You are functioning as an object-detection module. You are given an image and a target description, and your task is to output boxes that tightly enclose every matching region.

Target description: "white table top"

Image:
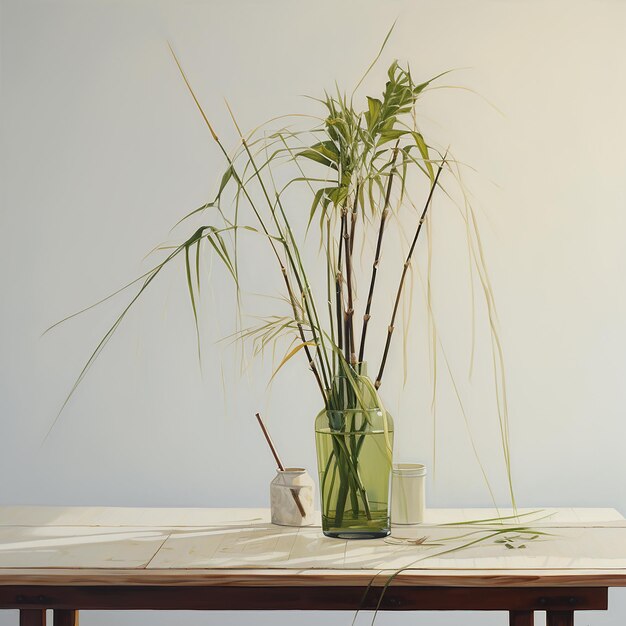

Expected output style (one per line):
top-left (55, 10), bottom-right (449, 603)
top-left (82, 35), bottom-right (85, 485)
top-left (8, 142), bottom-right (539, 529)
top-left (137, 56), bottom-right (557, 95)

top-left (1, 506), bottom-right (625, 587)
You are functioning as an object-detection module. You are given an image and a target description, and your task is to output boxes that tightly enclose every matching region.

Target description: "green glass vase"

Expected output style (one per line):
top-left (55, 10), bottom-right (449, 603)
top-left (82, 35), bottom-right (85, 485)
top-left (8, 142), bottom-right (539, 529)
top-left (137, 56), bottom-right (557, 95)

top-left (315, 371), bottom-right (394, 539)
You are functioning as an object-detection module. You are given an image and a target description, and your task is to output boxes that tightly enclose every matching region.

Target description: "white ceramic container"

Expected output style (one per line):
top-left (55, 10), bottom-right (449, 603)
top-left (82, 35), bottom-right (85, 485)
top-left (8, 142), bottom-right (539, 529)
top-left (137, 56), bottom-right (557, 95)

top-left (391, 463), bottom-right (426, 525)
top-left (270, 467), bottom-right (315, 527)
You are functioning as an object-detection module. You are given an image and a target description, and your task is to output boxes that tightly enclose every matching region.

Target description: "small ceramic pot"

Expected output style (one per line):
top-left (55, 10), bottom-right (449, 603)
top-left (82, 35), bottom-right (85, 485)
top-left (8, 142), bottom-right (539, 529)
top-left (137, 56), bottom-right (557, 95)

top-left (270, 467), bottom-right (315, 527)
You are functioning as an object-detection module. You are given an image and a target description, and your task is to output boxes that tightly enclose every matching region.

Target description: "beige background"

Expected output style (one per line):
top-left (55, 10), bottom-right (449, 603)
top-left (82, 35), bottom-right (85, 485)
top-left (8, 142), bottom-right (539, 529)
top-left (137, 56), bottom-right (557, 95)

top-left (2, 0), bottom-right (626, 624)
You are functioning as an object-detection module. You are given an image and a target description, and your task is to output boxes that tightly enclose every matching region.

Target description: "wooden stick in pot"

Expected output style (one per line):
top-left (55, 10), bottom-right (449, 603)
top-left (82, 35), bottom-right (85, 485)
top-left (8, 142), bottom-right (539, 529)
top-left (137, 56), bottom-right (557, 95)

top-left (255, 412), bottom-right (306, 518)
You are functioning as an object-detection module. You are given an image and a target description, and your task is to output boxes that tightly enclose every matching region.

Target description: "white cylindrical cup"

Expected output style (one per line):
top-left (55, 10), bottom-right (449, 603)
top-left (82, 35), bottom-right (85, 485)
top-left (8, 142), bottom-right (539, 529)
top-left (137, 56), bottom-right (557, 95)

top-left (391, 463), bottom-right (426, 525)
top-left (270, 467), bottom-right (315, 527)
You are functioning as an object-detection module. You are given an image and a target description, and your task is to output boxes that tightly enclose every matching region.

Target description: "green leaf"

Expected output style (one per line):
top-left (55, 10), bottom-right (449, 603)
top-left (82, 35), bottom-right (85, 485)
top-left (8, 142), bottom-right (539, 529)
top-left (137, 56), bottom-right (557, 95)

top-left (184, 243), bottom-right (199, 327)
top-left (365, 97), bottom-right (382, 131)
top-left (387, 59), bottom-right (399, 82)
top-left (299, 140), bottom-right (340, 167)
top-left (204, 227), bottom-right (237, 283)
top-left (327, 186), bottom-right (349, 207)
top-left (184, 241), bottom-right (202, 362)
top-left (308, 187), bottom-right (328, 228)
top-left (194, 238), bottom-right (201, 291)
top-left (317, 140), bottom-right (340, 161)
top-left (413, 69), bottom-right (454, 95)
top-left (296, 148), bottom-right (338, 170)
top-left (352, 20), bottom-right (396, 96)
top-left (377, 129), bottom-right (408, 146)
top-left (172, 201), bottom-right (214, 229)
top-left (269, 341), bottom-right (317, 383)
top-left (411, 131), bottom-right (434, 181)
top-left (217, 165), bottom-right (234, 197)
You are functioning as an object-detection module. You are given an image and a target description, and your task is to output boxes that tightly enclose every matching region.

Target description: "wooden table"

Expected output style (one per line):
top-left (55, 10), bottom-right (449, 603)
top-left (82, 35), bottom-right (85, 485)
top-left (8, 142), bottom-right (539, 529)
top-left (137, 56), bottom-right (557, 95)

top-left (1, 506), bottom-right (625, 626)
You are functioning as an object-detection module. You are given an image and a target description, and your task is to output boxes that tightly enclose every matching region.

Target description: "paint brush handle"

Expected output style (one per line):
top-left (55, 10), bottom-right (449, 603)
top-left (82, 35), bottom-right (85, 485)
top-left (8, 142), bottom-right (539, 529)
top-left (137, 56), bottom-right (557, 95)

top-left (255, 413), bottom-right (284, 470)
top-left (255, 412), bottom-right (306, 518)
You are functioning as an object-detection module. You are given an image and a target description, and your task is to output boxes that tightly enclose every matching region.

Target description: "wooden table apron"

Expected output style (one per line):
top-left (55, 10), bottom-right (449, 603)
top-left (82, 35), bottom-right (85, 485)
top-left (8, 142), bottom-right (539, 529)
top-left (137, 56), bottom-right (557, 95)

top-left (0, 507), bottom-right (624, 626)
top-left (0, 584), bottom-right (610, 626)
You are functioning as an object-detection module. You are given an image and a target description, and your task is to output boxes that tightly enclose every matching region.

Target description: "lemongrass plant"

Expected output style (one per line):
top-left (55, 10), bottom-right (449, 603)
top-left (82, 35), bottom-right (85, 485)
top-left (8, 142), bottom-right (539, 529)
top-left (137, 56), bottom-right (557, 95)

top-left (50, 35), bottom-right (514, 536)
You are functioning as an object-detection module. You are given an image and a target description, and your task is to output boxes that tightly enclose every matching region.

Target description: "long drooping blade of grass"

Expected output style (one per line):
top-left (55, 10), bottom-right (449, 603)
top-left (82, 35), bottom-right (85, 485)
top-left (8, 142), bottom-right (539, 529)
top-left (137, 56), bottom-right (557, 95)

top-left (45, 215), bottom-right (259, 436)
top-left (269, 341), bottom-right (317, 383)
top-left (184, 241), bottom-right (201, 362)
top-left (365, 527), bottom-right (544, 626)
top-left (440, 509), bottom-right (548, 526)
top-left (403, 146), bottom-right (516, 511)
top-left (437, 331), bottom-right (498, 511)
top-left (459, 165), bottom-right (477, 379)
top-left (470, 212), bottom-right (515, 511)
top-left (405, 250), bottom-right (500, 506)
top-left (351, 21), bottom-right (396, 99)
top-left (42, 264), bottom-right (169, 335)
top-left (44, 234), bottom-right (199, 440)
top-left (451, 157), bottom-right (515, 510)
top-left (351, 514), bottom-right (549, 626)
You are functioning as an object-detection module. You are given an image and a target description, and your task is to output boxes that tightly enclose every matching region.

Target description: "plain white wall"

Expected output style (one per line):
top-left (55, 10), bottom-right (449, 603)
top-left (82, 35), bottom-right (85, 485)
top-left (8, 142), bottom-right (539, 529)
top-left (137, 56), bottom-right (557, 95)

top-left (2, 0), bottom-right (626, 624)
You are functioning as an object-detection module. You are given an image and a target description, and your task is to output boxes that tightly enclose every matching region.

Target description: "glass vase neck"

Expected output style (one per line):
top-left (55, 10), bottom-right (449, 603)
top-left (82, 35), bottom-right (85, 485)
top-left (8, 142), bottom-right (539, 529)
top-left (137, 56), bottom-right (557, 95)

top-left (355, 361), bottom-right (367, 377)
top-left (334, 361), bottom-right (368, 378)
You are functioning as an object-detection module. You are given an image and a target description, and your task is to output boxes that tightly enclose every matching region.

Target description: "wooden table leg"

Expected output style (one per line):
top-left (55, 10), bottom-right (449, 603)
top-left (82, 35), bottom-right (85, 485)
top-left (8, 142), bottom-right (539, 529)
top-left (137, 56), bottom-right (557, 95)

top-left (510, 611), bottom-right (534, 625)
top-left (546, 611), bottom-right (574, 626)
top-left (20, 610), bottom-right (46, 626)
top-left (52, 610), bottom-right (78, 626)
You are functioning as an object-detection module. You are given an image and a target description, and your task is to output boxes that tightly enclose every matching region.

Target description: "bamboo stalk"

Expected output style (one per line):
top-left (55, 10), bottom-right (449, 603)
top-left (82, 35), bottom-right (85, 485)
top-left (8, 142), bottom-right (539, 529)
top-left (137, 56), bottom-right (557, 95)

top-left (357, 143), bottom-right (400, 364)
top-left (281, 266), bottom-right (328, 401)
top-left (341, 205), bottom-right (356, 366)
top-left (335, 271), bottom-right (344, 373)
top-left (335, 210), bottom-right (345, 383)
top-left (374, 155), bottom-right (447, 389)
top-left (325, 219), bottom-right (337, 377)
top-left (349, 183), bottom-right (360, 256)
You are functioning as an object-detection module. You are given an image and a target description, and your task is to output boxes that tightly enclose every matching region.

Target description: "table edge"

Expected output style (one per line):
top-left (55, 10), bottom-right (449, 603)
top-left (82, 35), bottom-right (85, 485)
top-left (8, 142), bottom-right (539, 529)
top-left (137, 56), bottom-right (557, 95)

top-left (0, 569), bottom-right (625, 587)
